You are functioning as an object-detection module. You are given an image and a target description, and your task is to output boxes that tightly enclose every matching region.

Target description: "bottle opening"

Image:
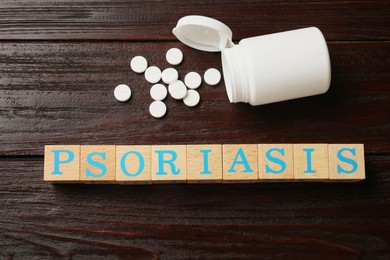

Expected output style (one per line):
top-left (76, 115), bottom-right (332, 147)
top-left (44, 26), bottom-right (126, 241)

top-left (222, 47), bottom-right (248, 103)
top-left (221, 50), bottom-right (234, 103)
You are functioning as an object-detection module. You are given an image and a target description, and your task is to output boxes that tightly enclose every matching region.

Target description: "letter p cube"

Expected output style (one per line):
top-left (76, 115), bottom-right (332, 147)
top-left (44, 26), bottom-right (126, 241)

top-left (44, 145), bottom-right (80, 182)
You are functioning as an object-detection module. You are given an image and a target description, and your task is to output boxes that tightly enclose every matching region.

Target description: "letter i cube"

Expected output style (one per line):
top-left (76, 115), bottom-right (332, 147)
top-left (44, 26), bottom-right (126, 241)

top-left (293, 144), bottom-right (329, 181)
top-left (186, 144), bottom-right (222, 183)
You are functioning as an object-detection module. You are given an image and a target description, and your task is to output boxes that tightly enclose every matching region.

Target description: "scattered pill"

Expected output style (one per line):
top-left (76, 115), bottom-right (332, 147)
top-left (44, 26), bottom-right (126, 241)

top-left (161, 68), bottom-right (179, 84)
top-left (166, 48), bottom-right (183, 65)
top-left (183, 89), bottom-right (200, 107)
top-left (129, 49), bottom-right (220, 116)
top-left (149, 100), bottom-right (167, 118)
top-left (184, 71), bottom-right (202, 89)
top-left (145, 66), bottom-right (162, 84)
top-left (150, 83), bottom-right (168, 101)
top-left (204, 68), bottom-right (221, 86)
top-left (114, 84), bottom-right (132, 102)
top-left (130, 56), bottom-right (148, 73)
top-left (168, 80), bottom-right (187, 100)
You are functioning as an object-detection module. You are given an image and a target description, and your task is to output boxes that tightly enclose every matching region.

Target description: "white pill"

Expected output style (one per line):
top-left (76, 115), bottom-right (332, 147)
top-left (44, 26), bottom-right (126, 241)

top-left (161, 68), bottom-right (179, 84)
top-left (166, 48), bottom-right (183, 65)
top-left (183, 89), bottom-right (200, 107)
top-left (204, 68), bottom-right (221, 86)
top-left (130, 56), bottom-right (148, 73)
top-left (114, 84), bottom-right (131, 102)
top-left (184, 71), bottom-right (202, 89)
top-left (168, 80), bottom-right (187, 100)
top-left (150, 83), bottom-right (168, 101)
top-left (149, 100), bottom-right (167, 118)
top-left (145, 66), bottom-right (162, 84)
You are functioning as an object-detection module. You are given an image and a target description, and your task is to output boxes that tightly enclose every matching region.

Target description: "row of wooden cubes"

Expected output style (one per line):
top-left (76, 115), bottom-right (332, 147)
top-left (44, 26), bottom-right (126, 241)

top-left (44, 144), bottom-right (365, 184)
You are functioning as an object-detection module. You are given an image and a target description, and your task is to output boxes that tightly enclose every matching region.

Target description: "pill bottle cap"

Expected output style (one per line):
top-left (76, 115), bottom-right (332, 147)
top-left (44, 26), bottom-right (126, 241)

top-left (173, 15), bottom-right (234, 52)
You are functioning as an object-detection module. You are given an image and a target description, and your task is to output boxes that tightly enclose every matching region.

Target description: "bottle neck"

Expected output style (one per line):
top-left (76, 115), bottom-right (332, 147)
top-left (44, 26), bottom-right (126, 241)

top-left (222, 45), bottom-right (249, 103)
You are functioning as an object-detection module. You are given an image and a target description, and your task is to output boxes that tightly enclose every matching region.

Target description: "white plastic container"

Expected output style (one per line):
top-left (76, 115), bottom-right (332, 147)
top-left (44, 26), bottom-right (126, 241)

top-left (173, 16), bottom-right (331, 106)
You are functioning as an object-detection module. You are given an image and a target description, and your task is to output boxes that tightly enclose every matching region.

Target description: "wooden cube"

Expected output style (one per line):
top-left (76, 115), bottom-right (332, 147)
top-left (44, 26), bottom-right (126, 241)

top-left (258, 144), bottom-right (294, 182)
top-left (116, 145), bottom-right (152, 184)
top-left (80, 145), bottom-right (116, 183)
top-left (151, 145), bottom-right (186, 183)
top-left (186, 144), bottom-right (222, 183)
top-left (329, 144), bottom-right (365, 182)
top-left (222, 144), bottom-right (258, 183)
top-left (44, 145), bottom-right (80, 182)
top-left (293, 144), bottom-right (329, 181)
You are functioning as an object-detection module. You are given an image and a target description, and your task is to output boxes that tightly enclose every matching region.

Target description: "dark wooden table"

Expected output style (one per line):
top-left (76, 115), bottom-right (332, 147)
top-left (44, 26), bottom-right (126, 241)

top-left (1, 1), bottom-right (389, 259)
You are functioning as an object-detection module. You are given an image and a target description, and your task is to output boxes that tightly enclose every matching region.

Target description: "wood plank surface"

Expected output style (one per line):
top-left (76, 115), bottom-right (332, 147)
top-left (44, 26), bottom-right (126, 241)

top-left (0, 156), bottom-right (389, 259)
top-left (0, 0), bottom-right (388, 41)
top-left (0, 41), bottom-right (388, 155)
top-left (0, 0), bottom-right (389, 258)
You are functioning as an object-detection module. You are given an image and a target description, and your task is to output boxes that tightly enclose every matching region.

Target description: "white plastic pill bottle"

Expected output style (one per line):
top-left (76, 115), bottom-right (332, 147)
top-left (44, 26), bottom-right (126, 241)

top-left (173, 16), bottom-right (331, 106)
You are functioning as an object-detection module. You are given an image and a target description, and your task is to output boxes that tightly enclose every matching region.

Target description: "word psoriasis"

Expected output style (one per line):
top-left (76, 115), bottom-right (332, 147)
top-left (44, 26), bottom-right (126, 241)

top-left (44, 144), bottom-right (365, 184)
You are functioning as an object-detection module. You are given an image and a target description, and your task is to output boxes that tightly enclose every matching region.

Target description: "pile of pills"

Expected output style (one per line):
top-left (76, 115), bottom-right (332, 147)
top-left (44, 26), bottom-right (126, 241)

top-left (114, 48), bottom-right (222, 118)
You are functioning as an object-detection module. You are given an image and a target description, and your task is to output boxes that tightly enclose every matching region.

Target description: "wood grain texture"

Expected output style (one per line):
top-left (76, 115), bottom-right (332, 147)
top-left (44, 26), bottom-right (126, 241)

top-left (0, 42), bottom-right (389, 156)
top-left (0, 0), bottom-right (388, 41)
top-left (0, 156), bottom-right (389, 259)
top-left (0, 0), bottom-right (389, 258)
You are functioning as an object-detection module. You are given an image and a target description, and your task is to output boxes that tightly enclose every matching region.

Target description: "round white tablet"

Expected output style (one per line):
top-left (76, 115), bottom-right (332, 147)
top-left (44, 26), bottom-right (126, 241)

top-left (161, 68), bottom-right (179, 84)
top-left (166, 48), bottom-right (183, 65)
top-left (183, 89), bottom-right (200, 107)
top-left (145, 66), bottom-right (162, 84)
top-left (149, 100), bottom-right (167, 118)
top-left (114, 84), bottom-right (131, 102)
top-left (184, 71), bottom-right (202, 89)
top-left (168, 80), bottom-right (187, 100)
top-left (204, 68), bottom-right (221, 86)
top-left (150, 83), bottom-right (168, 101)
top-left (130, 56), bottom-right (148, 73)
